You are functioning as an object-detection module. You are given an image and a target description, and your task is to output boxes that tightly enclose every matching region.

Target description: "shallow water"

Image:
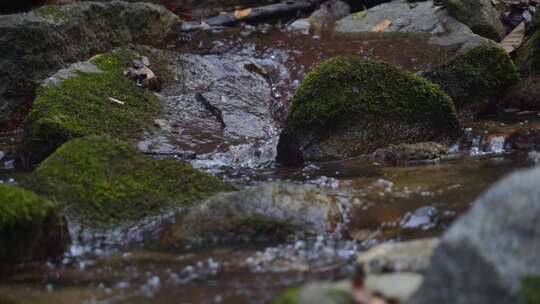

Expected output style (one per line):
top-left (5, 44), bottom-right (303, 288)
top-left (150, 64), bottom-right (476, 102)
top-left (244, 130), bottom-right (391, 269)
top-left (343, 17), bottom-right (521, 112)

top-left (1, 25), bottom-right (539, 304)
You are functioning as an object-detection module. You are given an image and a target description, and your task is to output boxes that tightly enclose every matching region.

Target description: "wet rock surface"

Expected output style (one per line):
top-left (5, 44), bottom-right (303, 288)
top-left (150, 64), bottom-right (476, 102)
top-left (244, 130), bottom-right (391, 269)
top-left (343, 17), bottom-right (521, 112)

top-left (158, 183), bottom-right (350, 246)
top-left (138, 51), bottom-right (284, 162)
top-left (334, 0), bottom-right (496, 55)
top-left (0, 1), bottom-right (179, 124)
top-left (412, 166), bottom-right (540, 304)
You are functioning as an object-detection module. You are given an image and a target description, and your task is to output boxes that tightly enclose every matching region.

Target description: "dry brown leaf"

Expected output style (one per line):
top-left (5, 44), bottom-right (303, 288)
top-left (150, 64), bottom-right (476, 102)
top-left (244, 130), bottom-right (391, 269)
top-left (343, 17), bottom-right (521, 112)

top-left (501, 21), bottom-right (526, 53)
top-left (234, 8), bottom-right (252, 20)
top-left (142, 66), bottom-right (156, 80)
top-left (372, 19), bottom-right (392, 32)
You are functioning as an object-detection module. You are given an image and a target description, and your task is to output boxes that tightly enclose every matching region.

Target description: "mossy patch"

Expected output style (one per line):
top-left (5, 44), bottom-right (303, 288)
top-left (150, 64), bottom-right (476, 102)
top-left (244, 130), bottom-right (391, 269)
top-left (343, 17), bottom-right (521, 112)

top-left (272, 287), bottom-right (301, 304)
top-left (285, 56), bottom-right (458, 132)
top-left (0, 184), bottom-right (68, 264)
top-left (424, 46), bottom-right (519, 114)
top-left (29, 136), bottom-right (232, 227)
top-left (25, 47), bottom-right (161, 164)
top-left (507, 12), bottom-right (540, 110)
top-left (277, 56), bottom-right (460, 164)
top-left (521, 276), bottom-right (540, 304)
top-left (34, 5), bottom-right (70, 22)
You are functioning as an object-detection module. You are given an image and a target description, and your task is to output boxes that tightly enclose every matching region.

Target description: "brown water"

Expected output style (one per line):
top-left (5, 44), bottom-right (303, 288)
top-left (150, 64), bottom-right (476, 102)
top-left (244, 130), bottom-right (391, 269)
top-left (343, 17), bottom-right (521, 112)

top-left (0, 25), bottom-right (538, 304)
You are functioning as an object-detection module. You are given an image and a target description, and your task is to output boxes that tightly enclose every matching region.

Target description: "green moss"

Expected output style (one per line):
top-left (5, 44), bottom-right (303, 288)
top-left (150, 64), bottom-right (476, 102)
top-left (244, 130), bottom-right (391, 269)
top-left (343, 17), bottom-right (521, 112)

top-left (29, 136), bottom-right (232, 227)
top-left (272, 287), bottom-right (301, 304)
top-left (34, 5), bottom-right (70, 22)
top-left (0, 184), bottom-right (53, 228)
top-left (277, 56), bottom-right (461, 164)
top-left (0, 184), bottom-right (68, 264)
top-left (285, 56), bottom-right (458, 133)
top-left (522, 12), bottom-right (540, 71)
top-left (25, 47), bottom-right (160, 164)
top-left (425, 46), bottom-right (519, 112)
top-left (522, 276), bottom-right (540, 304)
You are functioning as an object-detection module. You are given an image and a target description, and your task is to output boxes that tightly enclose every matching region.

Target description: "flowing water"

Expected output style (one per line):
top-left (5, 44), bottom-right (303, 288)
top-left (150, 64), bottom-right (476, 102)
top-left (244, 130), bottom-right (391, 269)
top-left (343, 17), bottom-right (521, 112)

top-left (0, 24), bottom-right (538, 304)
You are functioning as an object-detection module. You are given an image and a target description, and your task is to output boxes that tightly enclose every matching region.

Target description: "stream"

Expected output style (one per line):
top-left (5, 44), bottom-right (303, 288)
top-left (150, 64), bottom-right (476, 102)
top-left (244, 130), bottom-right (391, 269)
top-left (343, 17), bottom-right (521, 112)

top-left (0, 20), bottom-right (538, 304)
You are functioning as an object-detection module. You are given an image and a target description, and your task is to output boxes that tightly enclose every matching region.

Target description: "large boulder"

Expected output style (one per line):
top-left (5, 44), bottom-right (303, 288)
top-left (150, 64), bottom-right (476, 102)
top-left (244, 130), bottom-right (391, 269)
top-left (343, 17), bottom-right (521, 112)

top-left (0, 1), bottom-right (179, 124)
top-left (443, 0), bottom-right (505, 41)
top-left (24, 46), bottom-right (164, 165)
top-left (276, 56), bottom-right (461, 165)
top-left (0, 184), bottom-right (69, 265)
top-left (411, 166), bottom-right (540, 304)
top-left (334, 1), bottom-right (497, 55)
top-left (424, 46), bottom-right (519, 114)
top-left (158, 183), bottom-right (347, 246)
top-left (29, 136), bottom-right (232, 227)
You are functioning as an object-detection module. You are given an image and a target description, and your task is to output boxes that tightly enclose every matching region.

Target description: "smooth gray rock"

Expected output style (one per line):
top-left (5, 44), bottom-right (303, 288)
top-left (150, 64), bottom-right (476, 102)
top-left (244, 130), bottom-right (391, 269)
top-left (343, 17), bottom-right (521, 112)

top-left (334, 1), bottom-right (495, 54)
top-left (0, 1), bottom-right (179, 124)
top-left (357, 238), bottom-right (439, 275)
top-left (411, 166), bottom-right (540, 304)
top-left (444, 0), bottom-right (505, 41)
top-left (365, 273), bottom-right (424, 301)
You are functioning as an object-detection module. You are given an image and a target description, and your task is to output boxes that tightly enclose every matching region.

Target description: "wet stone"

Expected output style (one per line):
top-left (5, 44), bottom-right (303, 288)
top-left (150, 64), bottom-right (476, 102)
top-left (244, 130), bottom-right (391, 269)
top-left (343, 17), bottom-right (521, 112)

top-left (139, 52), bottom-right (285, 167)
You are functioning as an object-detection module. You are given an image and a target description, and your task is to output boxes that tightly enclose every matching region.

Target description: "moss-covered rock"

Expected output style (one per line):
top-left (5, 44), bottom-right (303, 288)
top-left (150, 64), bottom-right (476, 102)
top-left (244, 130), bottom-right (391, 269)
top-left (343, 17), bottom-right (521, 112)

top-left (159, 183), bottom-right (345, 246)
top-left (29, 136), bottom-right (232, 227)
top-left (276, 56), bottom-right (461, 165)
top-left (506, 12), bottom-right (540, 110)
top-left (521, 276), bottom-right (540, 304)
top-left (24, 47), bottom-right (168, 164)
top-left (443, 0), bottom-right (505, 41)
top-left (0, 1), bottom-right (179, 125)
top-left (424, 46), bottom-right (519, 115)
top-left (0, 184), bottom-right (69, 265)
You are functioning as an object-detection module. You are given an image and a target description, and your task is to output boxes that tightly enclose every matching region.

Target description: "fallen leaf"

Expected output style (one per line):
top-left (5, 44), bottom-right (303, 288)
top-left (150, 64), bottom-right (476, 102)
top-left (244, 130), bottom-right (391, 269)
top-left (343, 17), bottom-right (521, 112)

top-left (501, 21), bottom-right (526, 53)
top-left (372, 19), bottom-right (392, 32)
top-left (234, 8), bottom-right (252, 20)
top-left (142, 66), bottom-right (156, 80)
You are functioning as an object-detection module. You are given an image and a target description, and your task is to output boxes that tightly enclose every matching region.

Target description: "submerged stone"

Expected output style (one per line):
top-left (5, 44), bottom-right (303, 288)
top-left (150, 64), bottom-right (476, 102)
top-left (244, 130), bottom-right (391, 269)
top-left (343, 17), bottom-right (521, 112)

top-left (276, 56), bottom-right (461, 165)
top-left (0, 184), bottom-right (69, 265)
top-left (29, 136), bottom-right (232, 227)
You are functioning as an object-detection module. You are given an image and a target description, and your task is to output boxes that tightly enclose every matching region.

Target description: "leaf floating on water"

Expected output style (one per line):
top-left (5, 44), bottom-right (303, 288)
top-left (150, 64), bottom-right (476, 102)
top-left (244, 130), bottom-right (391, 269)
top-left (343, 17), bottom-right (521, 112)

top-left (234, 8), bottom-right (252, 20)
top-left (372, 19), bottom-right (392, 32)
top-left (501, 21), bottom-right (526, 53)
